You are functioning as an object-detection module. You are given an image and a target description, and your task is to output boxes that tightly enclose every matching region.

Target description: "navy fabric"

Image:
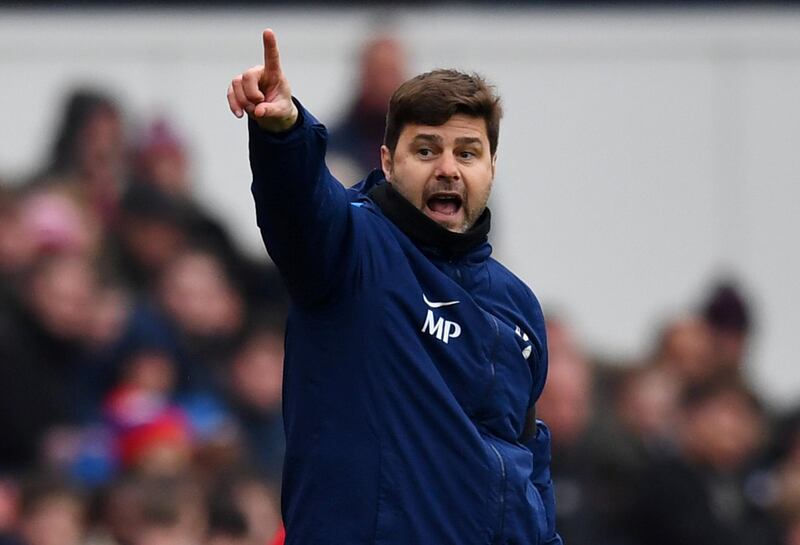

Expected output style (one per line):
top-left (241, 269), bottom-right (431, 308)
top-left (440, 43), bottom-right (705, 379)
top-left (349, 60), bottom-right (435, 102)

top-left (249, 100), bottom-right (562, 545)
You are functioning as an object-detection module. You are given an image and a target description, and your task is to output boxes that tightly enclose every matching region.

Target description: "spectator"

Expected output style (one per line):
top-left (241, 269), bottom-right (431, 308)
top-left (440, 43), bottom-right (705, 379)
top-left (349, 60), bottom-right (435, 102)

top-left (0, 253), bottom-right (98, 470)
top-left (87, 476), bottom-right (205, 545)
top-left (103, 385), bottom-right (192, 478)
top-left (327, 35), bottom-right (407, 182)
top-left (130, 119), bottom-right (190, 198)
top-left (225, 320), bottom-right (285, 481)
top-left (208, 473), bottom-right (279, 545)
top-left (632, 378), bottom-right (779, 545)
top-left (760, 410), bottom-right (800, 545)
top-left (701, 280), bottom-right (753, 380)
top-left (5, 477), bottom-right (86, 545)
top-left (107, 183), bottom-right (191, 294)
top-left (132, 479), bottom-right (206, 545)
top-left (128, 119), bottom-right (285, 310)
top-left (537, 318), bottom-right (604, 544)
top-left (651, 315), bottom-right (716, 388)
top-left (37, 89), bottom-right (126, 227)
top-left (156, 248), bottom-right (246, 396)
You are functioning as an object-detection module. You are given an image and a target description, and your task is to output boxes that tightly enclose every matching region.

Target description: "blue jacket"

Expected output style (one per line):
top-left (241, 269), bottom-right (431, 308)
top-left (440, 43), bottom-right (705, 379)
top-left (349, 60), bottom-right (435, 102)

top-left (249, 101), bottom-right (562, 545)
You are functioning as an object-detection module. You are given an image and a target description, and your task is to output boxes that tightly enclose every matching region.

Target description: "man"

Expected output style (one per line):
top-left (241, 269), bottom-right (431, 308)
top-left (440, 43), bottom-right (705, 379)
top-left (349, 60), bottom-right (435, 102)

top-left (226, 29), bottom-right (561, 545)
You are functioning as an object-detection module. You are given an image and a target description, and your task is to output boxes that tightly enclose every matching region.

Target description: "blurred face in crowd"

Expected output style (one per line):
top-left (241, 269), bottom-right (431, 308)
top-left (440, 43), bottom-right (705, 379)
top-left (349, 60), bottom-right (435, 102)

top-left (135, 120), bottom-right (190, 197)
top-left (142, 148), bottom-right (189, 196)
top-left (710, 327), bottom-right (749, 371)
top-left (381, 114), bottom-right (496, 233)
top-left (135, 483), bottom-right (206, 545)
top-left (122, 351), bottom-right (177, 397)
top-left (360, 38), bottom-right (406, 111)
top-left (657, 317), bottom-right (715, 385)
top-left (87, 286), bottom-right (130, 347)
top-left (20, 493), bottom-right (85, 545)
top-left (78, 107), bottom-right (124, 188)
top-left (120, 216), bottom-right (187, 274)
top-left (538, 318), bottom-right (592, 447)
top-left (231, 331), bottom-right (284, 412)
top-left (159, 251), bottom-right (244, 337)
top-left (681, 389), bottom-right (763, 472)
top-left (537, 356), bottom-right (592, 449)
top-left (616, 367), bottom-right (680, 442)
top-left (232, 480), bottom-right (281, 545)
top-left (27, 254), bottom-right (96, 340)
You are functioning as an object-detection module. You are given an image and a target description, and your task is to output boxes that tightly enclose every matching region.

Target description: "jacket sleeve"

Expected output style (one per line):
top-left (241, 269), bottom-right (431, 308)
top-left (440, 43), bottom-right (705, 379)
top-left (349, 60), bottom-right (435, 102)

top-left (249, 99), bottom-right (355, 307)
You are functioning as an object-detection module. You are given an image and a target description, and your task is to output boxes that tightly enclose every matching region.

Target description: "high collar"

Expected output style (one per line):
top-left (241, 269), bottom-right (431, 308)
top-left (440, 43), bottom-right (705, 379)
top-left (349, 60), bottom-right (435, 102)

top-left (367, 180), bottom-right (491, 260)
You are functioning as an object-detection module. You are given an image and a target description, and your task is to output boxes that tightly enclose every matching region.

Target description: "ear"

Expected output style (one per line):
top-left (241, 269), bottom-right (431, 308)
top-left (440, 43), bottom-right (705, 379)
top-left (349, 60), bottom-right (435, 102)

top-left (491, 153), bottom-right (497, 179)
top-left (380, 145), bottom-right (393, 182)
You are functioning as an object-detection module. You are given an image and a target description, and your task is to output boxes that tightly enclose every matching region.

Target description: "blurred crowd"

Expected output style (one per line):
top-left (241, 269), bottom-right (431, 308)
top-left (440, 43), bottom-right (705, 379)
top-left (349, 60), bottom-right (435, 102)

top-left (1, 34), bottom-right (799, 545)
top-left (541, 285), bottom-right (800, 545)
top-left (0, 84), bottom-right (289, 545)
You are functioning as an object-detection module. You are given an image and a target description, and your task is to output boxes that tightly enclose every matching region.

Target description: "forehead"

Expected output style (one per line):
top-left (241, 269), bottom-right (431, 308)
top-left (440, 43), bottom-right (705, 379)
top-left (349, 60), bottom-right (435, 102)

top-left (399, 114), bottom-right (489, 144)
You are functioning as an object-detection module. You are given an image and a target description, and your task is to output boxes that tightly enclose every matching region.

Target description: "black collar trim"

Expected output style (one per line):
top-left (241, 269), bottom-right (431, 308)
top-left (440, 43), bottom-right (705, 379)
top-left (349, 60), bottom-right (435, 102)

top-left (367, 182), bottom-right (491, 259)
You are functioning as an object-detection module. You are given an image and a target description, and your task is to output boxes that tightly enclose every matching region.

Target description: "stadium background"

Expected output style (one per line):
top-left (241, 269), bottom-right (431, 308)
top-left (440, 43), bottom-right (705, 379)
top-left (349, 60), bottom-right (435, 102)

top-left (2, 5), bottom-right (798, 404)
top-left (0, 3), bottom-right (799, 545)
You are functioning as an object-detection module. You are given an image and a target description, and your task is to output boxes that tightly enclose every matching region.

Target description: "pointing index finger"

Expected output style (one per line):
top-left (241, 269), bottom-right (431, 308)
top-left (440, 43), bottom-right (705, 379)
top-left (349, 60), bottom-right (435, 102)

top-left (262, 29), bottom-right (282, 79)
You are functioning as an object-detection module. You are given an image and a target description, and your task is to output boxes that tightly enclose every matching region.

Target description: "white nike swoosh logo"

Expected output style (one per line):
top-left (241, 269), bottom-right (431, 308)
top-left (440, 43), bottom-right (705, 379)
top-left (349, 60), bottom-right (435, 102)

top-left (423, 294), bottom-right (460, 308)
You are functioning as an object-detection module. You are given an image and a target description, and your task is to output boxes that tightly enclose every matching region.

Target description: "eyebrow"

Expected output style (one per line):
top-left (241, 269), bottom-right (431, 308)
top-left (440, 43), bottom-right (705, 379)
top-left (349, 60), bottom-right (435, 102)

top-left (411, 134), bottom-right (483, 147)
top-left (455, 137), bottom-right (483, 147)
top-left (411, 134), bottom-right (442, 145)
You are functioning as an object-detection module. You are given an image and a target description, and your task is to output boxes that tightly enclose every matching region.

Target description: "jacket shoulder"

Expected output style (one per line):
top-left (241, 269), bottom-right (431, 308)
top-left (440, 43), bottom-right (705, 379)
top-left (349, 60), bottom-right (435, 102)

top-left (486, 258), bottom-right (545, 315)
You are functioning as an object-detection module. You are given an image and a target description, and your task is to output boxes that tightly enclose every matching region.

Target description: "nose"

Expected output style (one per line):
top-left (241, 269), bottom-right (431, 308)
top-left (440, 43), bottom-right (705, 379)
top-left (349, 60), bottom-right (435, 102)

top-left (435, 152), bottom-right (460, 181)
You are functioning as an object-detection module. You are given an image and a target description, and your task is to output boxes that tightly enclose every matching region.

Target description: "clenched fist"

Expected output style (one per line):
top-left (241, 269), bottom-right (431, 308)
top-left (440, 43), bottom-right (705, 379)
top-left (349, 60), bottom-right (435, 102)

top-left (227, 29), bottom-right (299, 133)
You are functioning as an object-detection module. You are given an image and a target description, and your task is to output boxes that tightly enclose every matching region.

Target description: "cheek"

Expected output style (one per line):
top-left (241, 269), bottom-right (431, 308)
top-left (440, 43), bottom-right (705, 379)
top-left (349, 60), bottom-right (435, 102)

top-left (391, 160), bottom-right (430, 207)
top-left (466, 167), bottom-right (494, 204)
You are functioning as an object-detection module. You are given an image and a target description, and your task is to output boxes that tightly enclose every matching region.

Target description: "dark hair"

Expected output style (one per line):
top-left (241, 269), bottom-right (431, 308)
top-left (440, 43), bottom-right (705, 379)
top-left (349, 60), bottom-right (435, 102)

top-left (384, 69), bottom-right (502, 156)
top-left (47, 88), bottom-right (119, 176)
top-left (701, 280), bottom-right (751, 334)
top-left (680, 377), bottom-right (761, 414)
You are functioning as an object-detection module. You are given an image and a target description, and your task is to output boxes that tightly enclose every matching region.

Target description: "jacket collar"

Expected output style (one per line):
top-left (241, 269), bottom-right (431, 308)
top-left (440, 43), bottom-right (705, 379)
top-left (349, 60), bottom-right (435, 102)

top-left (363, 173), bottom-right (491, 260)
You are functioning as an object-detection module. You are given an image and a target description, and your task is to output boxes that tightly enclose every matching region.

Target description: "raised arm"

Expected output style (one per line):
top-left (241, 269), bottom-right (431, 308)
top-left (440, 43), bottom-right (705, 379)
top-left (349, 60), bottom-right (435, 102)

top-left (227, 29), bottom-right (298, 131)
top-left (227, 29), bottom-right (355, 307)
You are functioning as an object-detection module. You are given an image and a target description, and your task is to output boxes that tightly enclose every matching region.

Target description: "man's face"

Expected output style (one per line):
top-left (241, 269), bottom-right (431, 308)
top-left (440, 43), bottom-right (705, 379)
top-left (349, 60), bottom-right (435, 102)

top-left (380, 114), bottom-right (496, 233)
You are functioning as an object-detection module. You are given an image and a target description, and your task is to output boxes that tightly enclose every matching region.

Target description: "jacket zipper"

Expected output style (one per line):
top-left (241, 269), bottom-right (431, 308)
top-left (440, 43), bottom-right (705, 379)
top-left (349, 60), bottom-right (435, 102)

top-left (451, 261), bottom-right (507, 543)
top-left (487, 314), bottom-right (500, 382)
top-left (483, 316), bottom-right (508, 544)
top-left (488, 441), bottom-right (507, 544)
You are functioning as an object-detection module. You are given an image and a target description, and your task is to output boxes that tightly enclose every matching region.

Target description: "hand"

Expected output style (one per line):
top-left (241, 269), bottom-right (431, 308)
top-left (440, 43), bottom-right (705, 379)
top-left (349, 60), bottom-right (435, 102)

top-left (227, 29), bottom-right (299, 132)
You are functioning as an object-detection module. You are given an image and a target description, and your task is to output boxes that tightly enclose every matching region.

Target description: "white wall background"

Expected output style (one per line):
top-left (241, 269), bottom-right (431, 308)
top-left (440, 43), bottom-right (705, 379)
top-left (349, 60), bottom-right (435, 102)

top-left (1, 7), bottom-right (798, 407)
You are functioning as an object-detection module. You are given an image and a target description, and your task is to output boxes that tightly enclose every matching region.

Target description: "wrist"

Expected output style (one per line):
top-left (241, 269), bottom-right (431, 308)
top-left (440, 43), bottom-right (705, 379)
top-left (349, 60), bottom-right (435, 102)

top-left (255, 103), bottom-right (299, 133)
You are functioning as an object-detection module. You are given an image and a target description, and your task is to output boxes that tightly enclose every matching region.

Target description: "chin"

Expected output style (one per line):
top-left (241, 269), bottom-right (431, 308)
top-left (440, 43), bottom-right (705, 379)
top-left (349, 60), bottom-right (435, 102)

top-left (424, 209), bottom-right (467, 233)
top-left (446, 223), bottom-right (468, 234)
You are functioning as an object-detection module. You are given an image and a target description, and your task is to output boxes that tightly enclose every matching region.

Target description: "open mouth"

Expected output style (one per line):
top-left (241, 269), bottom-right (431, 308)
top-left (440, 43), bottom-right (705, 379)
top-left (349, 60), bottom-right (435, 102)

top-left (426, 193), bottom-right (463, 217)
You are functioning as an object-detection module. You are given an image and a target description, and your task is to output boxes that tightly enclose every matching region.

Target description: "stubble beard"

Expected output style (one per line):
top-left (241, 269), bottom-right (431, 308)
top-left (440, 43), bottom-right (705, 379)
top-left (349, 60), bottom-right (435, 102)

top-left (389, 171), bottom-right (492, 234)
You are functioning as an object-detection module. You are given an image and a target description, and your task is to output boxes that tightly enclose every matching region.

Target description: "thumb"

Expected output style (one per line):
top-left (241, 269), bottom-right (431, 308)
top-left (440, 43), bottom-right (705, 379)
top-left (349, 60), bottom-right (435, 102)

top-left (254, 102), bottom-right (279, 118)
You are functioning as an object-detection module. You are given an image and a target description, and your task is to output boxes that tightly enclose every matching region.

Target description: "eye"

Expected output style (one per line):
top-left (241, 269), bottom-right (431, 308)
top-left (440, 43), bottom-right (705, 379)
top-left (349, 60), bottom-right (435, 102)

top-left (459, 150), bottom-right (476, 160)
top-left (417, 148), bottom-right (434, 158)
